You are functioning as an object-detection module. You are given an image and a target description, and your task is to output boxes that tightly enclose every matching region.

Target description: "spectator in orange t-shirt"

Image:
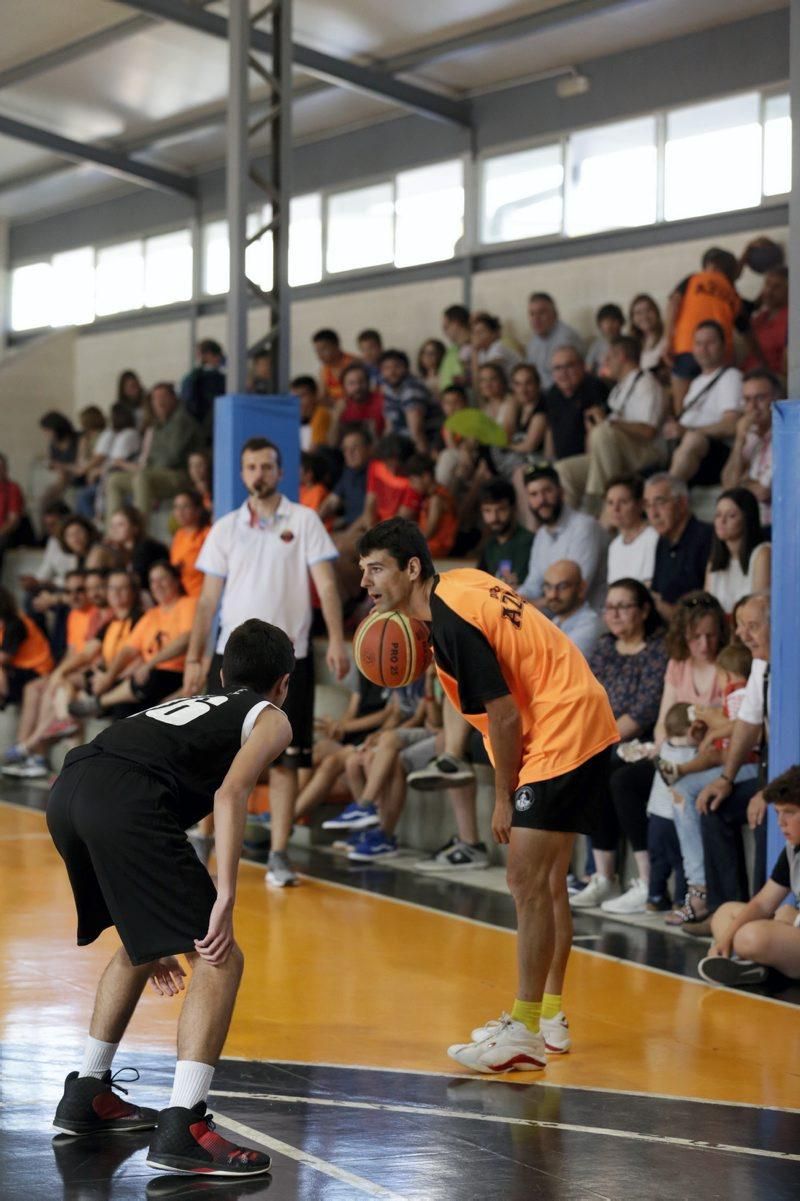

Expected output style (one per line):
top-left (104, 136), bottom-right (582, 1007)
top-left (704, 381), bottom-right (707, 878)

top-left (170, 489), bottom-right (211, 598)
top-left (362, 434), bottom-right (421, 527)
top-left (291, 375), bottom-right (333, 450)
top-left (404, 454), bottom-right (458, 558)
top-left (666, 246), bottom-right (742, 409)
top-left (299, 453), bottom-right (334, 531)
top-left (313, 328), bottom-right (354, 403)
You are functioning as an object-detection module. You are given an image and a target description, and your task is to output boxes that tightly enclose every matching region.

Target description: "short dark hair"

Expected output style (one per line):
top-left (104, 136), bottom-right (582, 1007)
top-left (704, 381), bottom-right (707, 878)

top-left (65, 569), bottom-right (86, 584)
top-left (605, 474), bottom-right (645, 501)
top-left (59, 514), bottom-right (99, 552)
top-left (479, 478), bottom-right (516, 507)
top-left (694, 319), bottom-right (726, 343)
top-left (403, 454), bottom-right (435, 478)
top-left (43, 500), bottom-right (71, 520)
top-left (701, 247), bottom-right (739, 282)
top-left (174, 487), bottom-right (211, 528)
top-left (110, 402), bottom-right (136, 432)
top-left (471, 311), bottom-right (501, 335)
top-left (199, 339), bottom-right (223, 357)
top-left (441, 384), bottom-right (468, 404)
top-left (312, 328), bottom-right (340, 346)
top-left (597, 303), bottom-right (624, 325)
top-left (357, 328), bottom-right (382, 345)
top-left (524, 464), bottom-right (561, 488)
top-left (374, 433), bottom-right (412, 464)
top-left (341, 361), bottom-right (369, 383)
top-left (379, 349), bottom-right (409, 370)
top-left (528, 291), bottom-right (556, 307)
top-left (358, 517), bottom-right (435, 580)
top-left (611, 334), bottom-right (641, 364)
top-left (743, 367), bottom-right (782, 394)
top-left (222, 618), bottom-right (295, 693)
top-left (443, 304), bottom-right (470, 326)
top-left (290, 374), bottom-right (318, 393)
top-left (240, 436), bottom-right (282, 468)
top-left (764, 764), bottom-right (800, 807)
top-left (339, 421), bottom-right (372, 445)
top-left (40, 410), bottom-right (75, 440)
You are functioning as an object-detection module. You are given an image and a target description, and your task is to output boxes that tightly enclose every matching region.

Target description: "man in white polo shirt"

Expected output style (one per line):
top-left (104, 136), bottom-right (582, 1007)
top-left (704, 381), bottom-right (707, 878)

top-left (184, 437), bottom-right (348, 888)
top-left (664, 320), bottom-right (743, 485)
top-left (555, 335), bottom-right (666, 511)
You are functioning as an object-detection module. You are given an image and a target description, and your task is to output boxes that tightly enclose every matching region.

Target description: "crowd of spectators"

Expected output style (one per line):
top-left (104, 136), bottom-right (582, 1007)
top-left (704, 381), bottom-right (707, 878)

top-left (0, 235), bottom-right (795, 972)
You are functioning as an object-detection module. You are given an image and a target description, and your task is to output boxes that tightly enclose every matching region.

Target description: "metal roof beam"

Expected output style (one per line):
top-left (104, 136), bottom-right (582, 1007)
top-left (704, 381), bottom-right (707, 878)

top-left (121, 0), bottom-right (471, 127)
top-left (0, 17), bottom-right (154, 91)
top-left (0, 113), bottom-right (196, 198)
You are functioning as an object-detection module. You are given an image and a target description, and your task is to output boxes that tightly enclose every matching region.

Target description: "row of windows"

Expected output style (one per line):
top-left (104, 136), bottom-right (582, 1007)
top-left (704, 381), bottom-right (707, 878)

top-left (9, 88), bottom-right (790, 332)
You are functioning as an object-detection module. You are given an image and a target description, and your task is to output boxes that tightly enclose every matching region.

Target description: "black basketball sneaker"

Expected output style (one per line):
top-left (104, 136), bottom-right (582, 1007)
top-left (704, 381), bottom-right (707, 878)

top-left (53, 1069), bottom-right (158, 1135)
top-left (147, 1103), bottom-right (271, 1176)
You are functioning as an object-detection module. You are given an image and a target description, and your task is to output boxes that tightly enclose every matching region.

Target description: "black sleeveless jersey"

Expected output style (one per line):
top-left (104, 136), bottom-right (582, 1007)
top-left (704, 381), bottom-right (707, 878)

top-left (76, 689), bottom-right (273, 827)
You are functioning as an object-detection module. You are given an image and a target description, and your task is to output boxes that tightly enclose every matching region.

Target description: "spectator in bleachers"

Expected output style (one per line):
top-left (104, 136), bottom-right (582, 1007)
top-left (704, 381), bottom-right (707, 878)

top-left (720, 368), bottom-right (779, 530)
top-left (0, 584), bottom-right (53, 717)
top-left (605, 475), bottom-right (659, 587)
top-left (525, 292), bottom-right (584, 389)
top-left (116, 369), bottom-right (146, 429)
top-left (519, 466), bottom-right (607, 610)
top-left (105, 382), bottom-right (201, 521)
top-left (542, 560), bottom-right (604, 658)
top-left (556, 335), bottom-right (666, 511)
top-left (705, 489), bottom-right (770, 615)
top-left (18, 502), bottom-right (73, 632)
top-left (476, 362), bottom-right (517, 440)
top-left (313, 328), bottom-right (354, 402)
top-left (664, 321), bottom-right (743, 485)
top-left (76, 402), bottom-right (143, 520)
top-left (38, 411), bottom-right (79, 517)
top-left (439, 304), bottom-right (472, 391)
top-left (362, 434), bottom-right (419, 527)
top-left (507, 363), bottom-right (546, 455)
top-left (433, 384), bottom-right (470, 492)
top-left (645, 474), bottom-right (712, 622)
top-left (320, 424), bottom-right (371, 533)
top-left (170, 490), bottom-right (211, 599)
top-left (68, 407), bottom-right (108, 489)
top-left (585, 303), bottom-right (625, 376)
top-left (665, 246), bottom-right (742, 408)
top-left (404, 455), bottom-right (458, 558)
top-left (180, 339), bottom-right (226, 439)
top-left (417, 339), bottom-right (447, 400)
top-left (629, 293), bottom-right (669, 378)
top-left (58, 516), bottom-right (109, 573)
top-left (329, 363), bottom-right (384, 444)
top-left (0, 453), bottom-right (29, 573)
top-left (476, 478), bottom-right (533, 588)
top-left (356, 328), bottom-right (384, 387)
top-left (741, 266), bottom-right (788, 380)
top-left (104, 505), bottom-right (169, 590)
top-left (379, 350), bottom-right (438, 455)
top-left (572, 579), bottom-right (667, 909)
top-left (187, 449), bottom-right (213, 513)
top-left (84, 569), bottom-right (109, 618)
top-left (290, 375), bottom-right (332, 449)
top-left (470, 311), bottom-right (521, 380)
top-left (541, 345), bottom-right (608, 463)
top-left (247, 348), bottom-right (273, 394)
top-left (70, 561), bottom-right (195, 719)
top-left (299, 452), bottom-right (333, 527)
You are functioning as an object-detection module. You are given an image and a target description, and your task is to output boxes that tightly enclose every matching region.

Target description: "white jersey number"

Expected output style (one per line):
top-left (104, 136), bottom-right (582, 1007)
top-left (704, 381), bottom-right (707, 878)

top-left (143, 694), bottom-right (229, 727)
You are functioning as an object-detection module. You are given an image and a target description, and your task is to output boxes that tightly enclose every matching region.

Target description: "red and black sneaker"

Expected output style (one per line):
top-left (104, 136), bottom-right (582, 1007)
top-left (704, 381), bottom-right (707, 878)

top-left (53, 1068), bottom-right (158, 1136)
top-left (146, 1103), bottom-right (271, 1176)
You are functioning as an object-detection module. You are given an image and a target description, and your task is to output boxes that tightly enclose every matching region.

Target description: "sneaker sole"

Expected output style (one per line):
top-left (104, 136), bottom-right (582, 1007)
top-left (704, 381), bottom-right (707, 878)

top-left (266, 872), bottom-right (299, 887)
top-left (321, 815), bottom-right (380, 831)
top-left (407, 773), bottom-right (475, 792)
top-left (698, 958), bottom-right (768, 987)
top-left (54, 1117), bottom-right (158, 1135)
top-left (347, 850), bottom-right (399, 863)
top-left (147, 1156), bottom-right (271, 1176)
top-left (544, 1042), bottom-right (570, 1054)
top-left (414, 861), bottom-right (489, 872)
top-left (448, 1050), bottom-right (546, 1073)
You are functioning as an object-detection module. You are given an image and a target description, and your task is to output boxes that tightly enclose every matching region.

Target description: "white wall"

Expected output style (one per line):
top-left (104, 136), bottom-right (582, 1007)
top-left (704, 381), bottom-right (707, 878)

top-left (70, 223), bottom-right (787, 410)
top-left (0, 328), bottom-right (76, 483)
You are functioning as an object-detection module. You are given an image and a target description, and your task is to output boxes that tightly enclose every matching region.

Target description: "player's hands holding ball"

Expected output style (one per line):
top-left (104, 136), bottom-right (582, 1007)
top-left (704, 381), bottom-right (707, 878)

top-left (149, 956), bottom-right (187, 997)
top-left (491, 793), bottom-right (514, 845)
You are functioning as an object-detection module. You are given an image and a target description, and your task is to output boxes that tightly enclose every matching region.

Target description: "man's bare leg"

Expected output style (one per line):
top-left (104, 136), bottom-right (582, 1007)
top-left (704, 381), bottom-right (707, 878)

top-left (448, 781), bottom-right (480, 844)
top-left (544, 833), bottom-right (577, 997)
top-left (507, 828), bottom-right (574, 1002)
top-left (294, 745), bottom-right (348, 819)
top-left (375, 760), bottom-right (406, 835)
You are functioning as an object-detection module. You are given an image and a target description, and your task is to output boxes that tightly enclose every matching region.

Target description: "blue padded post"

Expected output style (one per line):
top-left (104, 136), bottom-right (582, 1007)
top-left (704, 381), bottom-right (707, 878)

top-left (212, 393), bottom-right (300, 517)
top-left (769, 399), bottom-right (800, 875)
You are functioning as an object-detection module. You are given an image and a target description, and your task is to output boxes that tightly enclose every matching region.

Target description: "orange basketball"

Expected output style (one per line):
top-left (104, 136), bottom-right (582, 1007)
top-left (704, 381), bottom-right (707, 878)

top-left (353, 608), bottom-right (432, 688)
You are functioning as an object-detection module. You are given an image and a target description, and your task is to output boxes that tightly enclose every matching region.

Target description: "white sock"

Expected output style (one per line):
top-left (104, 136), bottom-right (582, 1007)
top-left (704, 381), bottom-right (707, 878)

top-left (80, 1036), bottom-right (118, 1079)
top-left (169, 1060), bottom-right (215, 1109)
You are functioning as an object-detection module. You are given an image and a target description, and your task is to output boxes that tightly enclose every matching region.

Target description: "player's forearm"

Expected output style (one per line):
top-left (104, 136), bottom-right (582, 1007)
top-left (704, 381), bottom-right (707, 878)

top-left (487, 700), bottom-right (522, 798)
top-left (212, 789), bottom-right (249, 901)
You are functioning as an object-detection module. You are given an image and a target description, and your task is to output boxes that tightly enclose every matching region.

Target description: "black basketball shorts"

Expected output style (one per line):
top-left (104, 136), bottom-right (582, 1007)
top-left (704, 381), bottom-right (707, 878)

top-left (46, 748), bottom-right (217, 966)
top-left (511, 747), bottom-right (610, 835)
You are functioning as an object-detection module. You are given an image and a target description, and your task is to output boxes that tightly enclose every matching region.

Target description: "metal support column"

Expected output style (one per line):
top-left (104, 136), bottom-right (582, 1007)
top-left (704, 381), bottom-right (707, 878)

top-left (271, 0), bottom-right (292, 392)
top-left (226, 0), bottom-right (249, 394)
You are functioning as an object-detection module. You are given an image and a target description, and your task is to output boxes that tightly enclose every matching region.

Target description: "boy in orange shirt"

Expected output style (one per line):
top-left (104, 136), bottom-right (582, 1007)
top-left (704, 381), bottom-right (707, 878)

top-left (170, 490), bottom-right (210, 598)
top-left (358, 518), bottom-right (618, 1073)
top-left (403, 454), bottom-right (458, 558)
top-left (666, 245), bottom-right (742, 408)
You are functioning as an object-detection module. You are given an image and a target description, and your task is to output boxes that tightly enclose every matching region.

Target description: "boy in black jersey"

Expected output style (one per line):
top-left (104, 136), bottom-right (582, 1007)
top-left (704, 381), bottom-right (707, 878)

top-left (46, 619), bottom-right (294, 1178)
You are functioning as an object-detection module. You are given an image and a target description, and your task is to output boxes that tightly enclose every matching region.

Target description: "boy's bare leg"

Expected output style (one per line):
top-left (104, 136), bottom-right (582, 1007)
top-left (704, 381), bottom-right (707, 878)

top-left (87, 946), bottom-right (154, 1044)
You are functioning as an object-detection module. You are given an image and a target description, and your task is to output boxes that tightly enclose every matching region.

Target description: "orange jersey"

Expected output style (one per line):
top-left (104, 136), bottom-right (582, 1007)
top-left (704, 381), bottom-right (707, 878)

top-left (170, 526), bottom-right (210, 598)
top-left (100, 614), bottom-right (140, 667)
top-left (672, 270), bottom-right (740, 356)
top-left (430, 569), bottom-right (618, 784)
top-left (420, 485), bottom-right (458, 557)
top-left (320, 352), bottom-right (354, 402)
top-left (0, 614), bottom-right (53, 675)
top-left (125, 596), bottom-right (196, 671)
top-left (67, 606), bottom-right (102, 654)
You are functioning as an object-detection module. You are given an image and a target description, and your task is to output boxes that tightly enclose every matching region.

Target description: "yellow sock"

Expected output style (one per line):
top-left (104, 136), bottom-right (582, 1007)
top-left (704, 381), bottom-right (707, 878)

top-left (510, 998), bottom-right (542, 1032)
top-left (541, 993), bottom-right (562, 1020)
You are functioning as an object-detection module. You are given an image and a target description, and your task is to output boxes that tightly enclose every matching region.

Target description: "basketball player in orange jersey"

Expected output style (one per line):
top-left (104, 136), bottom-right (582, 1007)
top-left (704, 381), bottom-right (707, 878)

top-left (358, 518), bottom-right (619, 1072)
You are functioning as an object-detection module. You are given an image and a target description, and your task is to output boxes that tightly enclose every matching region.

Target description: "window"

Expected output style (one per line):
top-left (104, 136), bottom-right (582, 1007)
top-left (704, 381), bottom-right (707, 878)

top-left (565, 117), bottom-right (657, 236)
top-left (665, 93), bottom-right (762, 221)
top-left (326, 182), bottom-right (394, 273)
top-left (246, 207), bottom-right (273, 293)
top-left (395, 160), bottom-right (464, 267)
top-left (95, 240), bottom-right (145, 316)
top-left (763, 92), bottom-right (791, 196)
top-left (10, 263), bottom-right (52, 331)
top-left (289, 193), bottom-right (322, 286)
top-left (481, 144), bottom-right (563, 244)
top-left (51, 248), bottom-right (95, 327)
top-left (144, 230), bottom-right (192, 307)
top-left (203, 220), bottom-right (229, 295)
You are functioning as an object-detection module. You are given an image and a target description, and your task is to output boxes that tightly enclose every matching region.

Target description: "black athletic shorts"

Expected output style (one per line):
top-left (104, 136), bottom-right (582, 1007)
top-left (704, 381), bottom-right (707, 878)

top-left (0, 666), bottom-right (40, 708)
top-left (130, 668), bottom-right (183, 705)
top-left (209, 651), bottom-right (314, 769)
top-left (511, 747), bottom-right (611, 834)
top-left (46, 747), bottom-right (217, 966)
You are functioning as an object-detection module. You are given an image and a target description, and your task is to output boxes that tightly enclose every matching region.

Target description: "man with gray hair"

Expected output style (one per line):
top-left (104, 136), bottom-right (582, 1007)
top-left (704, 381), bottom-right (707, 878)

top-left (646, 473), bottom-right (712, 622)
top-left (693, 593), bottom-right (770, 930)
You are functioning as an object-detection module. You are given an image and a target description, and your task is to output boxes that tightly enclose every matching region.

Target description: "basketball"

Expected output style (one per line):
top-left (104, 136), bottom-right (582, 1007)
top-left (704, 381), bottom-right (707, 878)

top-left (353, 608), bottom-right (432, 688)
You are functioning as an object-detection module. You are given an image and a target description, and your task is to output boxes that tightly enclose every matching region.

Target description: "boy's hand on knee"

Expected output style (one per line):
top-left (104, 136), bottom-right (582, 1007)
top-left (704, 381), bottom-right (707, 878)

top-left (491, 795), bottom-right (513, 845)
top-left (195, 897), bottom-right (234, 965)
top-left (149, 956), bottom-right (187, 997)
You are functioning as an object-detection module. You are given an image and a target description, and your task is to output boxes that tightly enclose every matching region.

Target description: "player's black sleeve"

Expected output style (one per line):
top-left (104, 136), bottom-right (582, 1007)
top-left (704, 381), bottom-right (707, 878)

top-left (431, 594), bottom-right (510, 714)
top-left (770, 848), bottom-right (791, 889)
top-left (1, 616), bottom-right (28, 657)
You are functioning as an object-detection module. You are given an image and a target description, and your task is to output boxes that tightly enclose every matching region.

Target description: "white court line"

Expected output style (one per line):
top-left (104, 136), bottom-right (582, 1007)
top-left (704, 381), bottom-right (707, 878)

top-left (209, 1090), bottom-right (800, 1164)
top-left (210, 1110), bottom-right (410, 1200)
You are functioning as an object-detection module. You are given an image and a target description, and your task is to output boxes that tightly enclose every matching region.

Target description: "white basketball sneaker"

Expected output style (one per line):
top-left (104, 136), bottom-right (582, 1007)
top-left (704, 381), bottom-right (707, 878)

top-left (448, 1015), bottom-right (546, 1073)
top-left (470, 1011), bottom-right (571, 1054)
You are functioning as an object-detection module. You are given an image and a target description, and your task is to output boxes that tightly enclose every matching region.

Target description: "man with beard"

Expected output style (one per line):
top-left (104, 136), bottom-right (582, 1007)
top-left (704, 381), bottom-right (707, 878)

top-left (519, 466), bottom-right (607, 611)
top-left (183, 438), bottom-right (349, 888)
top-left (476, 478), bottom-right (533, 588)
